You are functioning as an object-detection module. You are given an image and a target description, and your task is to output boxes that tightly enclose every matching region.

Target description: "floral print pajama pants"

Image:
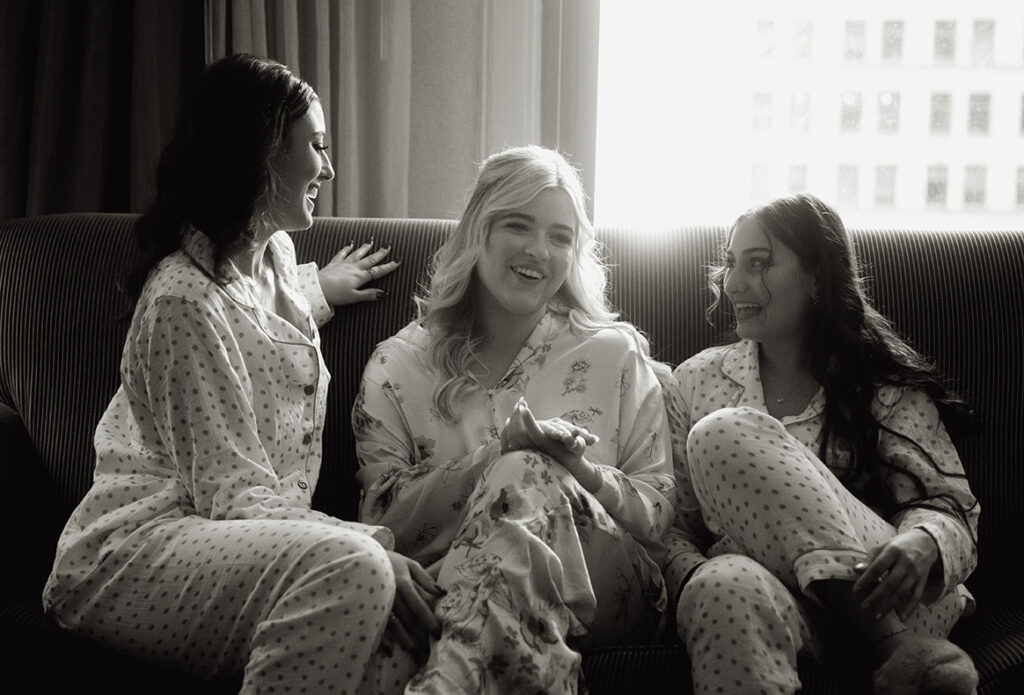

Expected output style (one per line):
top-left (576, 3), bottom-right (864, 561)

top-left (677, 407), bottom-right (966, 695)
top-left (407, 451), bottom-right (666, 694)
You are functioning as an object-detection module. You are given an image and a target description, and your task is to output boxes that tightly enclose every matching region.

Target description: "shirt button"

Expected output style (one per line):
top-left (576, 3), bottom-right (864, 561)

top-left (302, 433), bottom-right (312, 445)
top-left (297, 480), bottom-right (309, 490)
top-left (304, 384), bottom-right (315, 395)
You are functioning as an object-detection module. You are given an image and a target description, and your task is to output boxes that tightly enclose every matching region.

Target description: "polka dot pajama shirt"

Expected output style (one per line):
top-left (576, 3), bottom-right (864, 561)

top-left (663, 340), bottom-right (979, 694)
top-left (353, 313), bottom-right (675, 694)
top-left (44, 228), bottom-right (416, 694)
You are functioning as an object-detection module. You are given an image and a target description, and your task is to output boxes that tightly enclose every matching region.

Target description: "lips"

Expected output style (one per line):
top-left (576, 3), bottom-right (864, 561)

top-left (512, 265), bottom-right (544, 280)
top-left (732, 301), bottom-right (762, 320)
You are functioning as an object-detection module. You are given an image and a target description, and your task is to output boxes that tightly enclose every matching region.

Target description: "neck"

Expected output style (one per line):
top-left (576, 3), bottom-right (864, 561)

top-left (229, 234), bottom-right (274, 278)
top-left (757, 336), bottom-right (811, 378)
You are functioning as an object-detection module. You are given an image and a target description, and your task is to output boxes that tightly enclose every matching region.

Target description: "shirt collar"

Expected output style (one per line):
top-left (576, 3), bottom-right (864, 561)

top-left (720, 339), bottom-right (825, 423)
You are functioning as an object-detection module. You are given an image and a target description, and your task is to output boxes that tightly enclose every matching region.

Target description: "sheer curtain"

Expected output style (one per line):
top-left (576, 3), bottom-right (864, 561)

top-left (204, 0), bottom-right (600, 219)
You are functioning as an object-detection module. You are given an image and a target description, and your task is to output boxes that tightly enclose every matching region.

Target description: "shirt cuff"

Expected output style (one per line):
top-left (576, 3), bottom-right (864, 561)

top-left (296, 262), bottom-right (334, 327)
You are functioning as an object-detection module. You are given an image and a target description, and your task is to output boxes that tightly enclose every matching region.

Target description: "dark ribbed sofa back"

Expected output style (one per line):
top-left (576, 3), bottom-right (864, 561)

top-left (1, 213), bottom-right (1021, 591)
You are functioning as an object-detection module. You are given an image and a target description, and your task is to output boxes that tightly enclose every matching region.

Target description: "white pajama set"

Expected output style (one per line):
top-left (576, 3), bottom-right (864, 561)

top-left (43, 229), bottom-right (417, 694)
top-left (663, 340), bottom-right (979, 695)
top-left (353, 312), bottom-right (675, 694)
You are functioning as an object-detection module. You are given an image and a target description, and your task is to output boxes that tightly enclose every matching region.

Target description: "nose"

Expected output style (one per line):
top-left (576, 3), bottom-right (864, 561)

top-left (723, 266), bottom-right (744, 296)
top-left (320, 150), bottom-right (335, 182)
top-left (523, 232), bottom-right (550, 260)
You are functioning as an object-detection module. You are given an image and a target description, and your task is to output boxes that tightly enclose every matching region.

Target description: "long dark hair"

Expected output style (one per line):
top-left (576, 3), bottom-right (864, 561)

top-left (709, 193), bottom-right (976, 522)
top-left (122, 53), bottom-right (316, 304)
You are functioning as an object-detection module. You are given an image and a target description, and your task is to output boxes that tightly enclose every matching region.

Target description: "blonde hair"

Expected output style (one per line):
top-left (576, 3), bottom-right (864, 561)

top-left (415, 145), bottom-right (668, 421)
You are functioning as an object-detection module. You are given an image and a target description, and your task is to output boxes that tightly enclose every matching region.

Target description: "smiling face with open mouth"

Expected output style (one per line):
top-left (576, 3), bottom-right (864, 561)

top-left (724, 216), bottom-right (818, 347)
top-left (273, 99), bottom-right (335, 232)
top-left (474, 187), bottom-right (576, 332)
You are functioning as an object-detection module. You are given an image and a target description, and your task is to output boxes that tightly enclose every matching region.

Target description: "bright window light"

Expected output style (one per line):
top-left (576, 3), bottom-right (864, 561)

top-left (594, 1), bottom-right (1024, 230)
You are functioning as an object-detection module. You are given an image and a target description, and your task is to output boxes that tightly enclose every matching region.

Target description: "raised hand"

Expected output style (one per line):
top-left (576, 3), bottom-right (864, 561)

top-left (317, 240), bottom-right (400, 305)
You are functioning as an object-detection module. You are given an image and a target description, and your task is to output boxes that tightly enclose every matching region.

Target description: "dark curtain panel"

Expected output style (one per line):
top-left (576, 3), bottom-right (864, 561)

top-left (0, 0), bottom-right (205, 221)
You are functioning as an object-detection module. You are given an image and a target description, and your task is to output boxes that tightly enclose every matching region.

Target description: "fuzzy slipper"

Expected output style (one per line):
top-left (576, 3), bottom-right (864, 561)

top-left (872, 637), bottom-right (978, 695)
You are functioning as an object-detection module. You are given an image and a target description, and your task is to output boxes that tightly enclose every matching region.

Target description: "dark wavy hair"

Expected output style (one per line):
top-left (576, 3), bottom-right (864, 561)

top-left (122, 53), bottom-right (316, 303)
top-left (708, 193), bottom-right (976, 524)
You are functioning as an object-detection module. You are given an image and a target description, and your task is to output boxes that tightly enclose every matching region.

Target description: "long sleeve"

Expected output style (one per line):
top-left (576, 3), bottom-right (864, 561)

top-left (127, 294), bottom-right (388, 544)
top-left (353, 351), bottom-right (501, 565)
top-left (876, 386), bottom-right (979, 602)
top-left (661, 367), bottom-right (714, 601)
top-left (586, 335), bottom-right (675, 555)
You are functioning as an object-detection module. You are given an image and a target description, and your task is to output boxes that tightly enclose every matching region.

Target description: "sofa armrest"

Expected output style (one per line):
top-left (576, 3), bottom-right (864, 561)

top-left (0, 403), bottom-right (63, 599)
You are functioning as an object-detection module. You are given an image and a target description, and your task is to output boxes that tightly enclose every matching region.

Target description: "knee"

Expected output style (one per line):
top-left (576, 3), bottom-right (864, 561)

top-left (686, 407), bottom-right (774, 478)
top-left (302, 530), bottom-right (396, 608)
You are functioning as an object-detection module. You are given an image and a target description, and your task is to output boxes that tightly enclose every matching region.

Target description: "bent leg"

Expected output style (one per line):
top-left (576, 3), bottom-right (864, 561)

top-left (678, 554), bottom-right (818, 695)
top-left (49, 517), bottom-right (418, 694)
top-left (409, 450), bottom-right (663, 694)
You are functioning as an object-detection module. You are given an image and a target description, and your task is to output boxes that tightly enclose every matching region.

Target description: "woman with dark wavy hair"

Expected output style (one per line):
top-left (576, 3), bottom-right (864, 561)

top-left (664, 193), bottom-right (979, 694)
top-left (43, 54), bottom-right (425, 693)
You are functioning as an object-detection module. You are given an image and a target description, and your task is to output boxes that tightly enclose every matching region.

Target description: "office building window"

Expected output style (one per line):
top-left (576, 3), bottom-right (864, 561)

top-left (964, 165), bottom-right (986, 206)
top-left (935, 20), bottom-right (956, 62)
top-left (930, 93), bottom-right (952, 133)
top-left (790, 93), bottom-right (810, 131)
top-left (753, 93), bottom-right (773, 130)
top-left (788, 164), bottom-right (808, 192)
top-left (793, 21), bottom-right (812, 61)
top-left (844, 21), bottom-right (865, 61)
top-left (882, 20), bottom-right (904, 62)
top-left (838, 164), bottom-right (859, 205)
top-left (875, 165), bottom-right (896, 207)
top-left (969, 94), bottom-right (991, 135)
top-left (926, 165), bottom-right (947, 206)
top-left (879, 91), bottom-right (900, 133)
top-left (756, 20), bottom-right (775, 60)
top-left (841, 92), bottom-right (862, 131)
top-left (751, 164), bottom-right (771, 200)
top-left (972, 20), bottom-right (995, 65)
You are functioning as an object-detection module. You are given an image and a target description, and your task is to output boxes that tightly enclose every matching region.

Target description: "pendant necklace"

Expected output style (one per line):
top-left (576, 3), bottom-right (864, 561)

top-left (765, 372), bottom-right (814, 404)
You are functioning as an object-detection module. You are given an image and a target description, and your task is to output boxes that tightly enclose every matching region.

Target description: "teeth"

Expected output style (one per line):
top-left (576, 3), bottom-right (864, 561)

top-left (307, 186), bottom-right (319, 199)
top-left (513, 266), bottom-right (543, 279)
top-left (734, 302), bottom-right (760, 310)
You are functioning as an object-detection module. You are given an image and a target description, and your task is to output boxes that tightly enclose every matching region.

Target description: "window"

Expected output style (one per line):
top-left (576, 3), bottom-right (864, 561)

top-left (841, 91), bottom-right (862, 131)
top-left (964, 166), bottom-right (986, 206)
top-left (930, 93), bottom-right (952, 133)
top-left (935, 20), bottom-right (956, 62)
top-left (756, 20), bottom-right (775, 60)
top-left (879, 91), bottom-right (900, 133)
top-left (968, 94), bottom-right (990, 135)
top-left (838, 164), bottom-right (859, 205)
top-left (844, 21), bottom-right (865, 61)
top-left (788, 164), bottom-right (808, 192)
top-left (882, 20), bottom-right (904, 62)
top-left (793, 22), bottom-right (812, 62)
top-left (972, 20), bottom-right (995, 65)
top-left (1017, 167), bottom-right (1024, 206)
top-left (753, 93), bottom-right (773, 130)
top-left (926, 165), bottom-right (947, 206)
top-left (875, 165), bottom-right (896, 207)
top-left (790, 92), bottom-right (810, 131)
top-left (751, 164), bottom-right (771, 200)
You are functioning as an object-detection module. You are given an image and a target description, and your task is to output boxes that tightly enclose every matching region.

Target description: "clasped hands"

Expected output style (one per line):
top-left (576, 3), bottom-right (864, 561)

top-left (498, 397), bottom-right (602, 492)
top-left (317, 239), bottom-right (399, 305)
top-left (851, 527), bottom-right (941, 622)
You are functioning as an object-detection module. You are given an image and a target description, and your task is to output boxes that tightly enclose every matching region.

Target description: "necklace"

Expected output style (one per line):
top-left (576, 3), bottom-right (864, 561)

top-left (763, 371), bottom-right (815, 404)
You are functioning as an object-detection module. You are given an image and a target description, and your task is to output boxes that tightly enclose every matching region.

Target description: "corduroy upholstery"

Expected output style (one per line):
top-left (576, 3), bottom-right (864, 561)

top-left (1, 212), bottom-right (1021, 694)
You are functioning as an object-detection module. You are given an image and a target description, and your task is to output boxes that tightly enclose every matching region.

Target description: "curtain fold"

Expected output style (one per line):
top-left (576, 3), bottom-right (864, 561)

top-left (0, 0), bottom-right (204, 221)
top-left (205, 0), bottom-right (600, 220)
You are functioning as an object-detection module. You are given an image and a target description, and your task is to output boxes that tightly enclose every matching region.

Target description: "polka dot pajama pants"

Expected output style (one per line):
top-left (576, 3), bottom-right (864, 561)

top-left (408, 451), bottom-right (665, 694)
top-left (49, 517), bottom-right (418, 694)
top-left (677, 407), bottom-right (964, 695)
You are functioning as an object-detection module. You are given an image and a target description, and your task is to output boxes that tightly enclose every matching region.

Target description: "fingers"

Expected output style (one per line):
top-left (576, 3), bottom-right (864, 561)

top-left (365, 259), bottom-right (400, 281)
top-left (853, 548), bottom-right (926, 621)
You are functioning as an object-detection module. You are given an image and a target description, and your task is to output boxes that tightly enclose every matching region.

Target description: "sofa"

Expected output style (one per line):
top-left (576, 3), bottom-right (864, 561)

top-left (1, 212), bottom-right (1022, 694)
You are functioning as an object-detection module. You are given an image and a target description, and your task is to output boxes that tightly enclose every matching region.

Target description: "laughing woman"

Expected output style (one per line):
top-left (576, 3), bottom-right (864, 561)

top-left (664, 193), bottom-right (980, 694)
top-left (42, 54), bottom-right (428, 694)
top-left (353, 145), bottom-right (674, 694)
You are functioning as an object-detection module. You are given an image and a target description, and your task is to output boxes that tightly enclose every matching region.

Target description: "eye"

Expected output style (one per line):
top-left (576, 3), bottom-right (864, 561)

top-left (313, 142), bottom-right (329, 152)
top-left (550, 230), bottom-right (574, 247)
top-left (749, 257), bottom-right (770, 270)
top-left (502, 220), bottom-right (530, 233)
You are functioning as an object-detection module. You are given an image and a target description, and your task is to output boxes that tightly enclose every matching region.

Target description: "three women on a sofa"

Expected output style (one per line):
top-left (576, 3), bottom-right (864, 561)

top-left (43, 53), bottom-right (979, 695)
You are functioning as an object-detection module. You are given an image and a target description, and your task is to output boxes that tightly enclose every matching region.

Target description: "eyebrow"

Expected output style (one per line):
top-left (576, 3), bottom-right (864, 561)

top-left (725, 246), bottom-right (772, 256)
top-left (501, 212), bottom-right (575, 234)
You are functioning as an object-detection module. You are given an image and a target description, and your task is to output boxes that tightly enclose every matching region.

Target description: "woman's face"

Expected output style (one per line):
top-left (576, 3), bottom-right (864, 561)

top-left (723, 216), bottom-right (817, 347)
top-left (474, 187), bottom-right (576, 329)
top-left (273, 100), bottom-right (335, 232)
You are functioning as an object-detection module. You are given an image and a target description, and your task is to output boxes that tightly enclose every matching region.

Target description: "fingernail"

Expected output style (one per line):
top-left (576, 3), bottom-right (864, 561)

top-left (377, 290), bottom-right (388, 299)
top-left (854, 562), bottom-right (867, 572)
